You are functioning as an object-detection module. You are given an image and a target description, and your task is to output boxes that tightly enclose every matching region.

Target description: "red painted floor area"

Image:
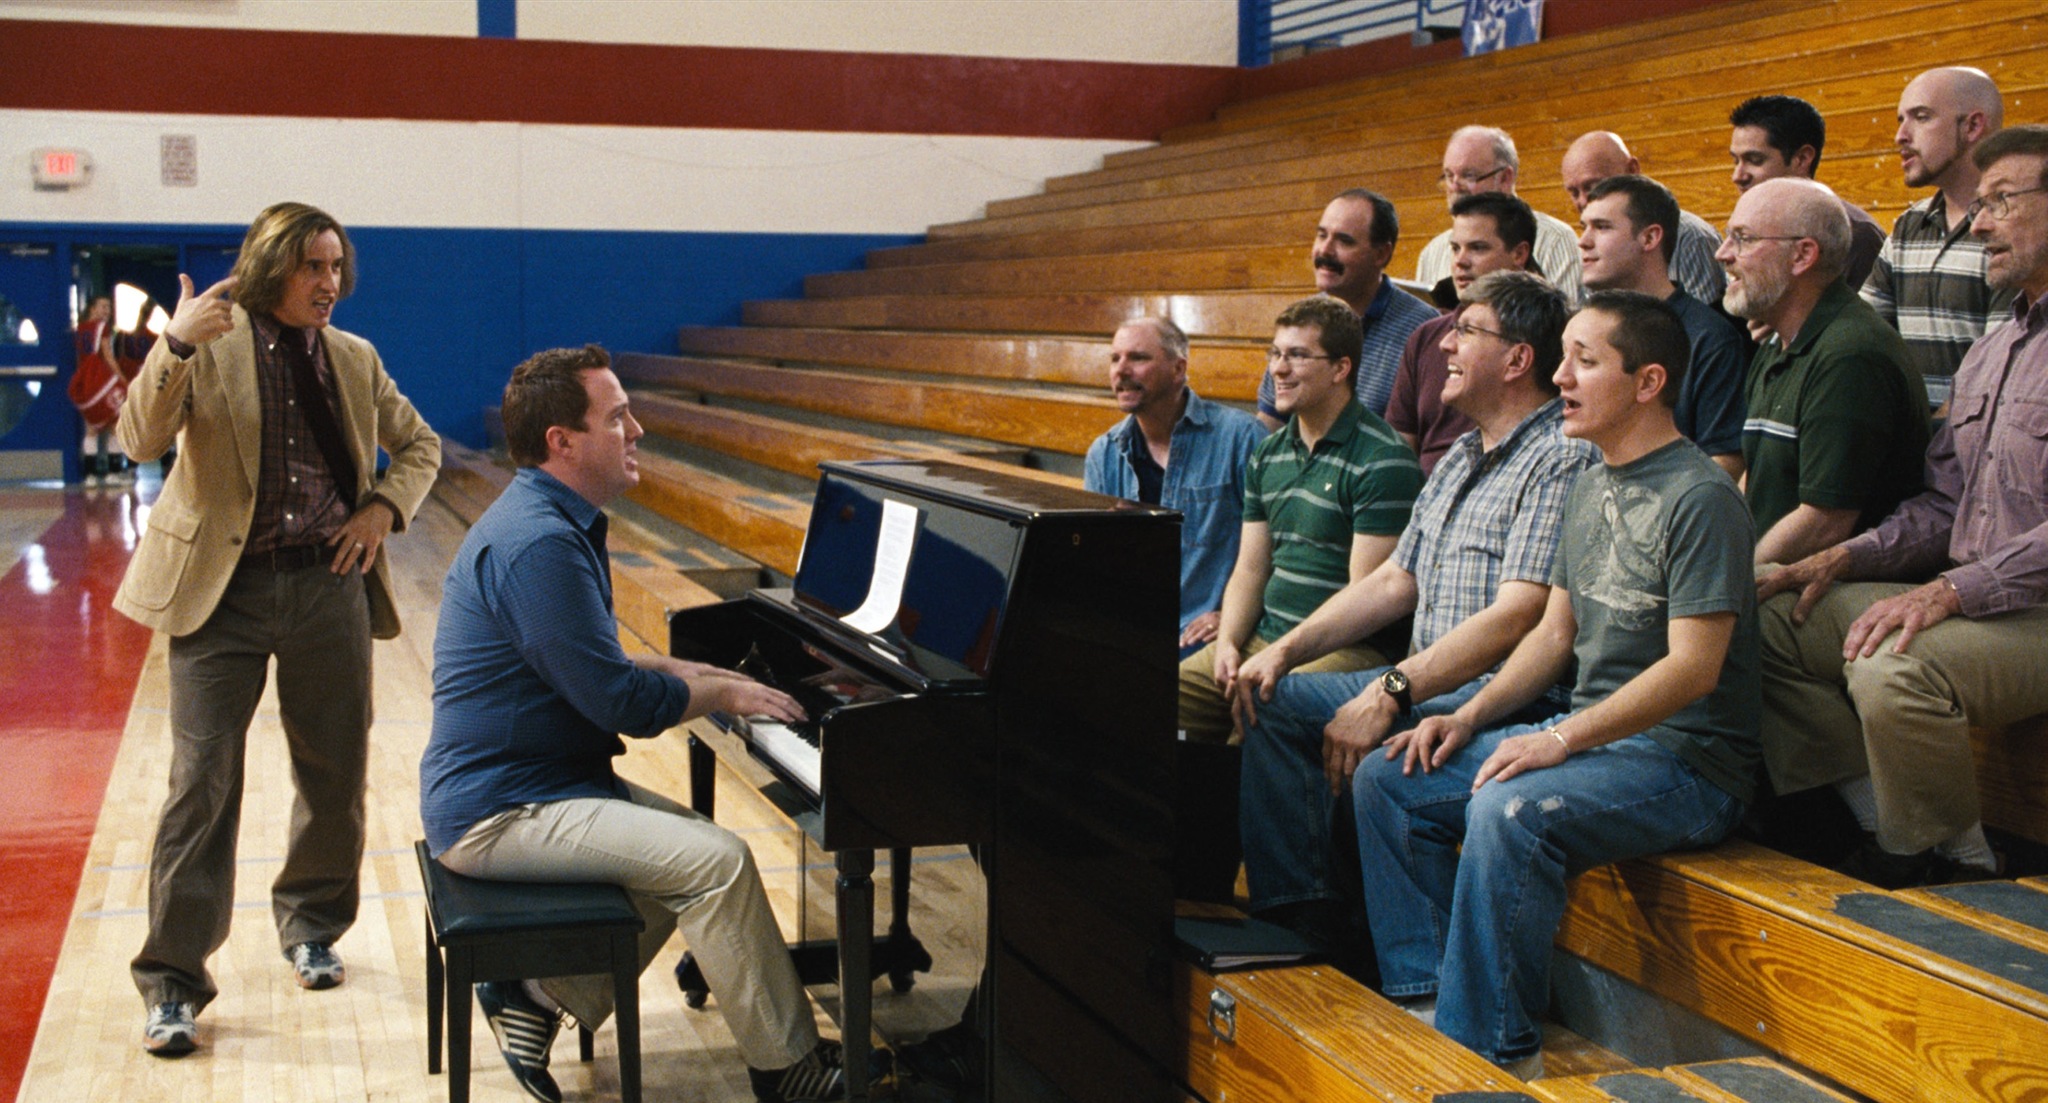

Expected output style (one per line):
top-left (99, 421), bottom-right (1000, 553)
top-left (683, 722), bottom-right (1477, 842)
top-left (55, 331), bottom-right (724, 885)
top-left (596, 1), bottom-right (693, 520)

top-left (0, 487), bottom-right (154, 1103)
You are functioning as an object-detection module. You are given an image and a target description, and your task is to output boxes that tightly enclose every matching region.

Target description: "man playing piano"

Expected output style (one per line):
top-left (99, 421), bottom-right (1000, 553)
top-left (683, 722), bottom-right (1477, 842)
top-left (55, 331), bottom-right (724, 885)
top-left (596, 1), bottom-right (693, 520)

top-left (421, 345), bottom-right (846, 1103)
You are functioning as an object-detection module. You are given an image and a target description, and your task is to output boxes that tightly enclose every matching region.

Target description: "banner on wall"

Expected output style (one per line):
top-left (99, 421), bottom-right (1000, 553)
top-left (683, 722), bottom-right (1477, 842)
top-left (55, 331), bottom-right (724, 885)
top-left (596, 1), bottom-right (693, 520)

top-left (1462, 0), bottom-right (1543, 57)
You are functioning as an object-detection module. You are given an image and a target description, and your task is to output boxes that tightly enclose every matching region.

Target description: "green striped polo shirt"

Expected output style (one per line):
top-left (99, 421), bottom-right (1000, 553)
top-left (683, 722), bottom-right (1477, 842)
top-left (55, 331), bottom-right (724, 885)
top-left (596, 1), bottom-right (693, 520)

top-left (1243, 399), bottom-right (1422, 642)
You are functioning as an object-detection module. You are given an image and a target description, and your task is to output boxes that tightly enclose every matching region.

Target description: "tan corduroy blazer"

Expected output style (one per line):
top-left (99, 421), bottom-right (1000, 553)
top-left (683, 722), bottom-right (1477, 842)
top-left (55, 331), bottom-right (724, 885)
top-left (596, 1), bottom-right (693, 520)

top-left (114, 304), bottom-right (441, 639)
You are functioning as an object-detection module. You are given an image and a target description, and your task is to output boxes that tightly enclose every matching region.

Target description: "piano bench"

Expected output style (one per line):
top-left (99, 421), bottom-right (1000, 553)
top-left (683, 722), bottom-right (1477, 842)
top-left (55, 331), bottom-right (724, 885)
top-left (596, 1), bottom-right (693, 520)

top-left (414, 840), bottom-right (646, 1103)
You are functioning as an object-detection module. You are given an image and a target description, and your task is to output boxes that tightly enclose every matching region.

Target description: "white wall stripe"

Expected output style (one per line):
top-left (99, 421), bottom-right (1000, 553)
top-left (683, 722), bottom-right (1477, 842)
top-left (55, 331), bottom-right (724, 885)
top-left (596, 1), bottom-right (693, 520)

top-left (2, 109), bottom-right (1147, 235)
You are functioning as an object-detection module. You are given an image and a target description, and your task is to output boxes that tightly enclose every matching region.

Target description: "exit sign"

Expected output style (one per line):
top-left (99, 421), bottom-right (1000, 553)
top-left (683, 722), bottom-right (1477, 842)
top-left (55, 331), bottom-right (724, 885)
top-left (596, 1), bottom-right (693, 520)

top-left (31, 147), bottom-right (92, 190)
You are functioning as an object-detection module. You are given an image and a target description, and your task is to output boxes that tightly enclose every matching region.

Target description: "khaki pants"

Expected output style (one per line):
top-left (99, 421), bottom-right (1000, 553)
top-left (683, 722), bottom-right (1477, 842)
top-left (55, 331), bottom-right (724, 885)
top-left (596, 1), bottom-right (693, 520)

top-left (1760, 585), bottom-right (2048, 854)
top-left (132, 564), bottom-right (372, 1010)
top-left (438, 779), bottom-right (816, 1071)
top-left (1178, 636), bottom-right (1386, 744)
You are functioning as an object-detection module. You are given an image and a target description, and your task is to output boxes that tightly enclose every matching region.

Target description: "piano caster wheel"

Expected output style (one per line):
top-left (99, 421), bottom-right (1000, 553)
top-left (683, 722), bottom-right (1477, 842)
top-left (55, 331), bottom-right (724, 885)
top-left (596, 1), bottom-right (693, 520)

top-left (889, 971), bottom-right (916, 994)
top-left (683, 988), bottom-right (709, 1010)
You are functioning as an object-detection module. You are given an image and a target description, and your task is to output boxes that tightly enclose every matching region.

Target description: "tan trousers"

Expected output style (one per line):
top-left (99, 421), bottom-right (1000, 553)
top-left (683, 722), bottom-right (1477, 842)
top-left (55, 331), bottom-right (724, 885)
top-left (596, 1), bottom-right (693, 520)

top-left (438, 779), bottom-right (816, 1071)
top-left (132, 564), bottom-right (371, 1010)
top-left (1759, 585), bottom-right (2048, 854)
top-left (1178, 636), bottom-right (1386, 744)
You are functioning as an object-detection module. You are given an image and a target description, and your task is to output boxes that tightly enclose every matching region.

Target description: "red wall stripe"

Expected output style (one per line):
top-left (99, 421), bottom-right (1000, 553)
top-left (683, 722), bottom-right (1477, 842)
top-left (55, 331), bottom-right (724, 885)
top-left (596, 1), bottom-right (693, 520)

top-left (0, 19), bottom-right (1240, 141)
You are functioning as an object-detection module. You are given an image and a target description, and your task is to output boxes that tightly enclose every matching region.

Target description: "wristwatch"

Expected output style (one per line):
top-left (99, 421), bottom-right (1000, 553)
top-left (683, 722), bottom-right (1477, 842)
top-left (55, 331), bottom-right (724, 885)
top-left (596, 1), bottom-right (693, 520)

top-left (1379, 668), bottom-right (1413, 715)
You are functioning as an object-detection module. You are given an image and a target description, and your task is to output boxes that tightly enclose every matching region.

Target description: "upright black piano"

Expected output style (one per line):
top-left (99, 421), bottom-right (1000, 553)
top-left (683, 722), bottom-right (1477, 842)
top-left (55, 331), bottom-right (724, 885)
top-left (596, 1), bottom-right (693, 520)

top-left (668, 459), bottom-right (1180, 1102)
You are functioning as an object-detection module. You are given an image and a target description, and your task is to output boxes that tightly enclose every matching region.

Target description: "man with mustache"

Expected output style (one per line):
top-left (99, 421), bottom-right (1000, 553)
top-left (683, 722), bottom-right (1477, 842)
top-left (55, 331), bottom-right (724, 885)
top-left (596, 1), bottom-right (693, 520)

top-left (1256, 189), bottom-right (1437, 429)
top-left (1085, 316), bottom-right (1266, 657)
top-left (1755, 125), bottom-right (2048, 889)
top-left (1717, 178), bottom-right (1929, 566)
top-left (1861, 66), bottom-right (2012, 412)
top-left (1385, 193), bottom-right (1543, 475)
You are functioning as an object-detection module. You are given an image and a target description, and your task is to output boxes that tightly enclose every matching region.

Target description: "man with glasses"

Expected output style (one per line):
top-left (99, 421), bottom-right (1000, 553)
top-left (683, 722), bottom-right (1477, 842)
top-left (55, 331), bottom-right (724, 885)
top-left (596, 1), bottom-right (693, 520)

top-left (1177, 296), bottom-right (1422, 743)
top-left (1862, 67), bottom-right (2012, 413)
top-left (1755, 125), bottom-right (2048, 889)
top-left (1386, 192), bottom-right (1545, 475)
top-left (1718, 177), bottom-right (1929, 566)
top-left (1085, 317), bottom-right (1266, 657)
top-left (1231, 272), bottom-right (1590, 952)
top-left (1578, 174), bottom-right (1749, 478)
top-left (1414, 127), bottom-right (1583, 306)
top-left (1356, 291), bottom-right (1757, 1078)
top-left (1255, 189), bottom-right (1437, 428)
top-left (1728, 95), bottom-right (1887, 291)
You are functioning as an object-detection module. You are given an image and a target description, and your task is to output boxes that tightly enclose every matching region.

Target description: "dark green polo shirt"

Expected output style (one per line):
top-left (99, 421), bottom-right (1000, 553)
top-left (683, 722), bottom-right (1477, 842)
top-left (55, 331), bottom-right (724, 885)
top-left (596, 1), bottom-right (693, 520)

top-left (1243, 399), bottom-right (1421, 642)
top-left (1741, 281), bottom-right (1930, 539)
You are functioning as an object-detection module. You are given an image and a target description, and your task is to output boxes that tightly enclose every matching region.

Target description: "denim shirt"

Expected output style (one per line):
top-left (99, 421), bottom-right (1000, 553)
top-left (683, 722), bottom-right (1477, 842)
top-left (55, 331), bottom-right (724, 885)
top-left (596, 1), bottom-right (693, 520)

top-left (1084, 388), bottom-right (1267, 636)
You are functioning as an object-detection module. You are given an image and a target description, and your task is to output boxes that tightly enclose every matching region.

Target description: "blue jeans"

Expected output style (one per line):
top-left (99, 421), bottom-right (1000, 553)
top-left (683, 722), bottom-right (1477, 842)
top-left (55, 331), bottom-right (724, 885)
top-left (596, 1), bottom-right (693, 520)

top-left (1353, 717), bottom-right (1744, 1064)
top-left (1239, 667), bottom-right (1491, 912)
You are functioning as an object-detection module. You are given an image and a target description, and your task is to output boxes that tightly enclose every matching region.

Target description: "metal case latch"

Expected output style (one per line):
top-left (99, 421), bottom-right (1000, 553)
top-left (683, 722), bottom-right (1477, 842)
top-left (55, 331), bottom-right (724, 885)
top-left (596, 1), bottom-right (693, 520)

top-left (1207, 988), bottom-right (1237, 1044)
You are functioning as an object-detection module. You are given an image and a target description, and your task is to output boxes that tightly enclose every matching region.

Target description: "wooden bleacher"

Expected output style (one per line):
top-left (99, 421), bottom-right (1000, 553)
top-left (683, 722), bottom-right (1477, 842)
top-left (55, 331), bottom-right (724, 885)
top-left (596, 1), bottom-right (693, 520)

top-left (570, 1), bottom-right (2048, 1097)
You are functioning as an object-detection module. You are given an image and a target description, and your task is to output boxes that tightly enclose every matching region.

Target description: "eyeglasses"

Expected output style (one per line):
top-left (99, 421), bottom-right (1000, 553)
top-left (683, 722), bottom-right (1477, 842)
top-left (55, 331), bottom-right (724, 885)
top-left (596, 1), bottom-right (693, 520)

top-left (1725, 229), bottom-right (1807, 255)
top-left (1452, 321), bottom-right (1510, 342)
top-left (1439, 165), bottom-right (1510, 190)
top-left (1267, 348), bottom-right (1334, 368)
top-left (1965, 186), bottom-right (2048, 223)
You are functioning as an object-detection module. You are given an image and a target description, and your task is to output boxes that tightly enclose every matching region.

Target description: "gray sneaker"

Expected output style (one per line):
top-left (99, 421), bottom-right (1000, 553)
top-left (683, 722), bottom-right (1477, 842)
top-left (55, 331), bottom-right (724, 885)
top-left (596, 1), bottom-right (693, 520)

top-left (285, 941), bottom-right (346, 990)
top-left (143, 1002), bottom-right (198, 1057)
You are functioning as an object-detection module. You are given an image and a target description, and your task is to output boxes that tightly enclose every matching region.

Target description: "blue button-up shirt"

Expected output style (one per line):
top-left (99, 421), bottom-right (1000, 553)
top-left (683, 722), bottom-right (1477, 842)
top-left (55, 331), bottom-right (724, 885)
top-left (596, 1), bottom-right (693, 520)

top-left (1085, 388), bottom-right (1267, 643)
top-left (421, 466), bottom-right (691, 854)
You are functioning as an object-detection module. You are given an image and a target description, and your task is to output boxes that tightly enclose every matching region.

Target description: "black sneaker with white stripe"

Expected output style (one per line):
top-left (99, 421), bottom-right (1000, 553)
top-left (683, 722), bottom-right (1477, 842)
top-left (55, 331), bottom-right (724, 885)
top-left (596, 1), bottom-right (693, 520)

top-left (475, 981), bottom-right (564, 1103)
top-left (749, 1039), bottom-right (847, 1102)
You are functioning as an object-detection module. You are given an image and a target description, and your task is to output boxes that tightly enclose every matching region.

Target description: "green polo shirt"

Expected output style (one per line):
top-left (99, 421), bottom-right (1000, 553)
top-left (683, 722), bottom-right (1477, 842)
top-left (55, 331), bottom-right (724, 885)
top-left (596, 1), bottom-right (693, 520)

top-left (1242, 399), bottom-right (1421, 642)
top-left (1741, 281), bottom-right (1930, 539)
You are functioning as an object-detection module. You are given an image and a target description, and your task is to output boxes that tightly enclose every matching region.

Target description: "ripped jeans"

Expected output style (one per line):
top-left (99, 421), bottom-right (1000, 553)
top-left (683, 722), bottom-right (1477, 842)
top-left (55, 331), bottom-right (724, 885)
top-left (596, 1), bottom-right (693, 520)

top-left (1352, 717), bottom-right (1743, 1065)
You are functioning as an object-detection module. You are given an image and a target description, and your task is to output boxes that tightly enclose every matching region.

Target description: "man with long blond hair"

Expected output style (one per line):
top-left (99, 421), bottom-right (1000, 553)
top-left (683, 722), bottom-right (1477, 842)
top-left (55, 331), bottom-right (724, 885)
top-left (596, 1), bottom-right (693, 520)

top-left (115, 201), bottom-right (440, 1057)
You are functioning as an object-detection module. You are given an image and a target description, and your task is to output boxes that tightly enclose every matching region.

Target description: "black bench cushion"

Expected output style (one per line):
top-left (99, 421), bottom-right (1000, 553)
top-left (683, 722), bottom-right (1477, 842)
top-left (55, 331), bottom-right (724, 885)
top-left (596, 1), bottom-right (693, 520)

top-left (415, 841), bottom-right (643, 939)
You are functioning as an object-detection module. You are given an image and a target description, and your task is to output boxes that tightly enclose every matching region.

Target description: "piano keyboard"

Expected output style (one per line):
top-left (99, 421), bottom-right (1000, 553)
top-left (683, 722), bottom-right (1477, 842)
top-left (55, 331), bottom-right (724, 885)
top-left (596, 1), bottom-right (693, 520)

top-left (742, 716), bottom-right (823, 795)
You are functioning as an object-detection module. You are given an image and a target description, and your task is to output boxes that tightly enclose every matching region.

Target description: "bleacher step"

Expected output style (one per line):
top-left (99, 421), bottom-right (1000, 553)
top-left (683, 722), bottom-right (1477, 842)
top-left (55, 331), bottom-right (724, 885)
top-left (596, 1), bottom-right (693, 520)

top-left (1555, 842), bottom-right (2048, 1102)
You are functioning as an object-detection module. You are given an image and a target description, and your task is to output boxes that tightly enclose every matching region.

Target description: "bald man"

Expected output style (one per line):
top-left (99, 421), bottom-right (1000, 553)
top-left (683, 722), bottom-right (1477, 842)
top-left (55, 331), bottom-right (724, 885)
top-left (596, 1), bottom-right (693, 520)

top-left (1415, 126), bottom-right (1583, 305)
top-left (1717, 178), bottom-right (1929, 566)
top-left (1862, 66), bottom-right (2015, 411)
top-left (1560, 131), bottom-right (1726, 306)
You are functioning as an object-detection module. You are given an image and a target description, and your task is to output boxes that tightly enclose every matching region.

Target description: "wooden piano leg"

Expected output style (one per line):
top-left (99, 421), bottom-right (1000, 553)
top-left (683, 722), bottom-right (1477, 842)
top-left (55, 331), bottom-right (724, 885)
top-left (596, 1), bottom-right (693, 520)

top-left (837, 848), bottom-right (875, 1103)
top-left (687, 733), bottom-right (715, 818)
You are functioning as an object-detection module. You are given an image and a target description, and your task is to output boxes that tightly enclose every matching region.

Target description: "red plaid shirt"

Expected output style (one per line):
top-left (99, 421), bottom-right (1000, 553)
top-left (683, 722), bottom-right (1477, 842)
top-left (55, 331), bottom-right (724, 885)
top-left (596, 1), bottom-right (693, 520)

top-left (243, 314), bottom-right (351, 555)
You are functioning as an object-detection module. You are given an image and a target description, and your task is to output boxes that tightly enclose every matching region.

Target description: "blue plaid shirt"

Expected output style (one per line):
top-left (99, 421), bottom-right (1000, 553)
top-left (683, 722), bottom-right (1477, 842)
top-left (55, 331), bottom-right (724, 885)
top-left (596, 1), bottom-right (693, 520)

top-left (1392, 399), bottom-right (1594, 654)
top-left (1258, 278), bottom-right (1438, 419)
top-left (421, 466), bottom-right (691, 854)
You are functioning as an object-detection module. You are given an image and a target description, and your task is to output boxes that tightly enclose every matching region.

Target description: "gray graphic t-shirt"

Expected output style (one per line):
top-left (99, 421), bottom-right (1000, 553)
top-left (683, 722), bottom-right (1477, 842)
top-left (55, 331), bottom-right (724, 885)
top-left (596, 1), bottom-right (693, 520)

top-left (1554, 438), bottom-right (1761, 803)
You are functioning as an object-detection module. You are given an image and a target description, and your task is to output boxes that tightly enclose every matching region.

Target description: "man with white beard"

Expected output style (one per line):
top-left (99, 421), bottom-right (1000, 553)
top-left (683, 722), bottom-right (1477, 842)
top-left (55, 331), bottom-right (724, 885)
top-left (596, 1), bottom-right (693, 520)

top-left (1716, 178), bottom-right (1930, 566)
